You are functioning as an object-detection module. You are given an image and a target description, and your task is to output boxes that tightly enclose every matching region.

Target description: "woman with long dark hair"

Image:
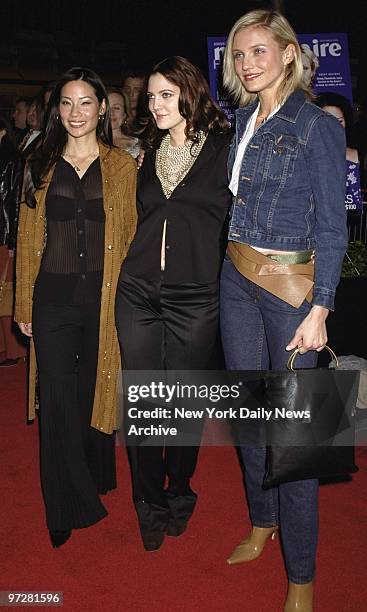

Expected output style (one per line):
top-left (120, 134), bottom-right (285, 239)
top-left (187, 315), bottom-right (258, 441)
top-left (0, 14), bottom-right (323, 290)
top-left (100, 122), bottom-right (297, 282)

top-left (115, 56), bottom-right (232, 552)
top-left (15, 67), bottom-right (137, 548)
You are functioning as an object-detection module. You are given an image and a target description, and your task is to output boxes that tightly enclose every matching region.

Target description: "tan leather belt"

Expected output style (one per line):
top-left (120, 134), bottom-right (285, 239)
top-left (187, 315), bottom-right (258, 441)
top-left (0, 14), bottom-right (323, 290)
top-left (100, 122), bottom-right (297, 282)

top-left (227, 242), bottom-right (314, 308)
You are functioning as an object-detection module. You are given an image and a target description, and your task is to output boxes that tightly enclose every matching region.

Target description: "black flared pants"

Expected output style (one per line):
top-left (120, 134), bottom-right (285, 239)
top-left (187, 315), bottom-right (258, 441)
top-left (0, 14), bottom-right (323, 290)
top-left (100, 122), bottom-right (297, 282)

top-left (32, 299), bottom-right (116, 531)
top-left (115, 271), bottom-right (220, 535)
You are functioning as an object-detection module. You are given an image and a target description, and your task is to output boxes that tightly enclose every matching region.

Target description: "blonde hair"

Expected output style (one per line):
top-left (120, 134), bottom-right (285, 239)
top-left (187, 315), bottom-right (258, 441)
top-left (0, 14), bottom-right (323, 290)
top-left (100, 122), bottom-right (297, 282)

top-left (223, 9), bottom-right (313, 107)
top-left (107, 88), bottom-right (132, 123)
top-left (301, 46), bottom-right (319, 84)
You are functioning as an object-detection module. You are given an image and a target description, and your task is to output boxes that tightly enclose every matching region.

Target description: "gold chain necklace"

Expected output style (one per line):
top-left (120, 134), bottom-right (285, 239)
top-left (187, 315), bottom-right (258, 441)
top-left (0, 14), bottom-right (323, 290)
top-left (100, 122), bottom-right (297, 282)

top-left (64, 150), bottom-right (99, 172)
top-left (156, 132), bottom-right (206, 198)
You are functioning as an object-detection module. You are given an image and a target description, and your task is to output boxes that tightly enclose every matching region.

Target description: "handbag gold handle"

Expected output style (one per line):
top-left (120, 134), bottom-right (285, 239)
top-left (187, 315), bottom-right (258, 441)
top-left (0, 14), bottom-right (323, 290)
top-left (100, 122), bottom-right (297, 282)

top-left (286, 345), bottom-right (339, 371)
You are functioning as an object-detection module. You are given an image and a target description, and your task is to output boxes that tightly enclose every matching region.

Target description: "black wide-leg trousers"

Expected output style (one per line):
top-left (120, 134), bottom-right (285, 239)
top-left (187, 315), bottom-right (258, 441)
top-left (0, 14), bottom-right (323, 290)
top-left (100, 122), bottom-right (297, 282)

top-left (32, 298), bottom-right (116, 531)
top-left (115, 271), bottom-right (220, 535)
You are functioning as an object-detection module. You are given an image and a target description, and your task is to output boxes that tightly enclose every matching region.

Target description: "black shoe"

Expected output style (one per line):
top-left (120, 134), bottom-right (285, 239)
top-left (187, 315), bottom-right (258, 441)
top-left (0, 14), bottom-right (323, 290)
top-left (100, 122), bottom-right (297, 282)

top-left (166, 520), bottom-right (188, 538)
top-left (49, 529), bottom-right (71, 548)
top-left (164, 490), bottom-right (196, 538)
top-left (141, 531), bottom-right (165, 552)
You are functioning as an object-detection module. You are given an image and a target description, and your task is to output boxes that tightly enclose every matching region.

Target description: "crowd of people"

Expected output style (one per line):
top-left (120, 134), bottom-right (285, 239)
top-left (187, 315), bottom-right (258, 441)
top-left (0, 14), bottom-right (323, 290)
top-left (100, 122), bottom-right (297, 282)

top-left (0, 8), bottom-right (363, 611)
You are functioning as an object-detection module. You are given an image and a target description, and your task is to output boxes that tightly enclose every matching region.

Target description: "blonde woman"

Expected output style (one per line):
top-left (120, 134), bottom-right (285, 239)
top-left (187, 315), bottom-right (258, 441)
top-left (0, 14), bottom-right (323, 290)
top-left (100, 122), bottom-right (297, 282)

top-left (107, 89), bottom-right (141, 158)
top-left (221, 10), bottom-right (347, 611)
top-left (300, 46), bottom-right (319, 88)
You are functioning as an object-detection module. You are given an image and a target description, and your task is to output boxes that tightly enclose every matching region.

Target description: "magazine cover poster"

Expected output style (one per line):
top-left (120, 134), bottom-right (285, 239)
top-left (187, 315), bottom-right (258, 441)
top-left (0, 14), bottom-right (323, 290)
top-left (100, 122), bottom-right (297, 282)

top-left (207, 36), bottom-right (234, 125)
top-left (298, 33), bottom-right (353, 102)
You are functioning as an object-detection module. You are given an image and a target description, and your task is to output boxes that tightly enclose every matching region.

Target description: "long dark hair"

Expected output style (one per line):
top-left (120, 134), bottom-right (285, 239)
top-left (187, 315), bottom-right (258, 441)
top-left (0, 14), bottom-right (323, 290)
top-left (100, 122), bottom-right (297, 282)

top-left (24, 67), bottom-right (112, 208)
top-left (144, 56), bottom-right (230, 150)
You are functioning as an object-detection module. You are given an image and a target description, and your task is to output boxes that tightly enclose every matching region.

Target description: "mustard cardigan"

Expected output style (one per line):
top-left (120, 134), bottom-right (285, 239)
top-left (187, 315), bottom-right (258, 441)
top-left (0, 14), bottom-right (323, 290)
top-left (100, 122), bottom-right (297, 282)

top-left (15, 143), bottom-right (137, 434)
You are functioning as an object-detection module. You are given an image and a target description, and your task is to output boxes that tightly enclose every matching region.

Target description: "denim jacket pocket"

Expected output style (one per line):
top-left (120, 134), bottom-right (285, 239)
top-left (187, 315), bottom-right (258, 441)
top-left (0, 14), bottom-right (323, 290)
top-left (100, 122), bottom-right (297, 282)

top-left (262, 134), bottom-right (299, 181)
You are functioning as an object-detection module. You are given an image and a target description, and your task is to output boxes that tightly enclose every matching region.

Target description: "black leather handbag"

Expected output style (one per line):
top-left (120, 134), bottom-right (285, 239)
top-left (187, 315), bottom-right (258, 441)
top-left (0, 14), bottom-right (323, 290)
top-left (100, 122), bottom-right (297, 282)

top-left (263, 347), bottom-right (359, 489)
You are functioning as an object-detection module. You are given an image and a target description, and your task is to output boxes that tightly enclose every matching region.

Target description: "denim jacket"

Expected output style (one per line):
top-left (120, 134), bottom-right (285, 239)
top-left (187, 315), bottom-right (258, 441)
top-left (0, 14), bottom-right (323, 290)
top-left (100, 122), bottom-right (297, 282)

top-left (228, 90), bottom-right (347, 310)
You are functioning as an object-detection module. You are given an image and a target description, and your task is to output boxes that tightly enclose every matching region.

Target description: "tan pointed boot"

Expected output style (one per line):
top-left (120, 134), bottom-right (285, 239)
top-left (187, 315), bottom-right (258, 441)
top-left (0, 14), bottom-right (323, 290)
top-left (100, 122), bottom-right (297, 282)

top-left (284, 580), bottom-right (314, 612)
top-left (226, 525), bottom-right (278, 565)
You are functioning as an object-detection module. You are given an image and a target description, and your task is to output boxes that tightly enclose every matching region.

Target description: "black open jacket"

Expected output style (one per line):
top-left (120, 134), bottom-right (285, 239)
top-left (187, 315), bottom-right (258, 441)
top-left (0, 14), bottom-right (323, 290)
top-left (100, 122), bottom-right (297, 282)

top-left (0, 144), bottom-right (22, 249)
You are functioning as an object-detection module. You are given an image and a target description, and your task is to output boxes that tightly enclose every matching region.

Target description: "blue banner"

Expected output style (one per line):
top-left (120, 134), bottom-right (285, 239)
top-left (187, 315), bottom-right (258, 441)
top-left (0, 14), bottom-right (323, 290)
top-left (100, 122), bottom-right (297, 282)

top-left (298, 33), bottom-right (353, 102)
top-left (346, 159), bottom-right (363, 212)
top-left (207, 36), bottom-right (234, 125)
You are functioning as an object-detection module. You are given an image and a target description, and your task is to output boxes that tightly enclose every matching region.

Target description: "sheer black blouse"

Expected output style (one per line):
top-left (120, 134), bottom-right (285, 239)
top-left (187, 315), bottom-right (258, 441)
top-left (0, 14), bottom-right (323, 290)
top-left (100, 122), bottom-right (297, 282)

top-left (34, 158), bottom-right (105, 304)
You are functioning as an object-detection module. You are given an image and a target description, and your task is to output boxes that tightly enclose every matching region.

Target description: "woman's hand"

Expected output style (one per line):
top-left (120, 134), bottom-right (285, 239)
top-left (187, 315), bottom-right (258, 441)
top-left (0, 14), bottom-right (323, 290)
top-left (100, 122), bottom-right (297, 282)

top-left (18, 322), bottom-right (32, 337)
top-left (286, 305), bottom-right (329, 353)
top-left (136, 149), bottom-right (145, 169)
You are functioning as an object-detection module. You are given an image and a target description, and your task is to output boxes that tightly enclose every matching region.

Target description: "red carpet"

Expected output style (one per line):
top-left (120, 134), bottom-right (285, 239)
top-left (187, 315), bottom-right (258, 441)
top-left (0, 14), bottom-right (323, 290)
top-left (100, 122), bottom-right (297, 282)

top-left (1, 362), bottom-right (366, 611)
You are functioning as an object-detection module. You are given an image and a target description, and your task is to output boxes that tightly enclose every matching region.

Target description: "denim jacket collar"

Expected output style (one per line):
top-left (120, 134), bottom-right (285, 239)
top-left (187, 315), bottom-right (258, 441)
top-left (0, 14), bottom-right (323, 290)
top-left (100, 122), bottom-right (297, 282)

top-left (235, 90), bottom-right (307, 135)
top-left (276, 90), bottom-right (308, 123)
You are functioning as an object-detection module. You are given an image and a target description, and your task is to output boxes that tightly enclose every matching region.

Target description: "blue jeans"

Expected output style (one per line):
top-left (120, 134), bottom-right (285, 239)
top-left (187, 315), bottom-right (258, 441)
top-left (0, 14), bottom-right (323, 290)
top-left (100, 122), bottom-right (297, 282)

top-left (220, 257), bottom-right (318, 583)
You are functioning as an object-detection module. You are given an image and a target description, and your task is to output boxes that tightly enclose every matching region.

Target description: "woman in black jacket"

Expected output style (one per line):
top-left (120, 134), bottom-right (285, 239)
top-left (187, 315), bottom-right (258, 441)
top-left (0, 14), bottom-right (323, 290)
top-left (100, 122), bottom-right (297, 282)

top-left (0, 114), bottom-right (25, 365)
top-left (115, 56), bottom-right (232, 552)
